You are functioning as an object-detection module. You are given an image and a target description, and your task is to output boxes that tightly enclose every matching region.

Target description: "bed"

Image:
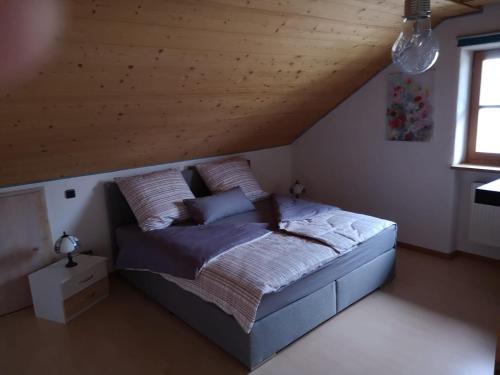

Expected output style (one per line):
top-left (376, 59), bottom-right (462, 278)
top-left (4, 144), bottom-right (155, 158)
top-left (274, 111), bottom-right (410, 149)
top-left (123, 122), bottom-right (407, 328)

top-left (105, 167), bottom-right (397, 370)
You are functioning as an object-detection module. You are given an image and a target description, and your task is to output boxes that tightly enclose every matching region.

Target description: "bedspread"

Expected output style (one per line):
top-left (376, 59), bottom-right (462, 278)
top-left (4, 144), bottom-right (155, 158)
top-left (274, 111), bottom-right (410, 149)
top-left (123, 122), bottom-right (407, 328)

top-left (161, 232), bottom-right (339, 333)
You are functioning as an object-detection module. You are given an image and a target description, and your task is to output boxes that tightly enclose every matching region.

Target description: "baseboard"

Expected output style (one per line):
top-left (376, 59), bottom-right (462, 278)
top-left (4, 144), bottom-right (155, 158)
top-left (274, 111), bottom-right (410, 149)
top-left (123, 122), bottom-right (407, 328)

top-left (397, 241), bottom-right (500, 266)
top-left (397, 242), bottom-right (455, 259)
top-left (454, 250), bottom-right (500, 265)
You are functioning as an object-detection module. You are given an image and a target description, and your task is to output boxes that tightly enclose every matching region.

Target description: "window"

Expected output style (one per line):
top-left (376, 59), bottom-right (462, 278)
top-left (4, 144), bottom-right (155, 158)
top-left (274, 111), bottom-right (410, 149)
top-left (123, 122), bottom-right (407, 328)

top-left (467, 49), bottom-right (500, 166)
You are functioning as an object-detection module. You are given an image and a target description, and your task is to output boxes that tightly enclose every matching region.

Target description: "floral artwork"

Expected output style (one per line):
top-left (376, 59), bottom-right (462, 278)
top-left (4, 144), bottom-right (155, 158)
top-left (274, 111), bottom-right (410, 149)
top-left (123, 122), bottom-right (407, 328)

top-left (386, 72), bottom-right (434, 142)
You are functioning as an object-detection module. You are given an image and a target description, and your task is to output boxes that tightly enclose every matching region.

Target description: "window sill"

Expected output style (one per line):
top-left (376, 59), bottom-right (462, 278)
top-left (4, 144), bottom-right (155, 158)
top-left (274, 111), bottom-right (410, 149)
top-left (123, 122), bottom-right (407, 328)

top-left (451, 163), bottom-right (500, 173)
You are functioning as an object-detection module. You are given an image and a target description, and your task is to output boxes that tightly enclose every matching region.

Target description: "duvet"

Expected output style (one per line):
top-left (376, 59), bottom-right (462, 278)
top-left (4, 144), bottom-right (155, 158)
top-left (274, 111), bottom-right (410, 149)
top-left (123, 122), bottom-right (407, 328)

top-left (117, 196), bottom-right (395, 332)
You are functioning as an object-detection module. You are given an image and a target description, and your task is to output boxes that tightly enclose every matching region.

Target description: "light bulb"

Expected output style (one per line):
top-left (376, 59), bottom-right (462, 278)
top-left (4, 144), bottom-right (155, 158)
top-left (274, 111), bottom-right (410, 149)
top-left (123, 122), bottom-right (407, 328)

top-left (392, 12), bottom-right (439, 74)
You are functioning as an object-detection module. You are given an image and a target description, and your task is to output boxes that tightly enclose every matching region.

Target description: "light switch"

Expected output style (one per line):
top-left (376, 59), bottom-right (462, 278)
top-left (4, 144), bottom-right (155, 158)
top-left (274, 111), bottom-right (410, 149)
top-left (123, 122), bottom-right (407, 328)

top-left (65, 189), bottom-right (76, 199)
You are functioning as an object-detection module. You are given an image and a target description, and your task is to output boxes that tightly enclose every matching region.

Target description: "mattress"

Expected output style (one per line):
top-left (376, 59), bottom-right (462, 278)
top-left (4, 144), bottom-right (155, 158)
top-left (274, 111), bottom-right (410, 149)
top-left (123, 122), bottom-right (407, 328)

top-left (116, 198), bottom-right (396, 321)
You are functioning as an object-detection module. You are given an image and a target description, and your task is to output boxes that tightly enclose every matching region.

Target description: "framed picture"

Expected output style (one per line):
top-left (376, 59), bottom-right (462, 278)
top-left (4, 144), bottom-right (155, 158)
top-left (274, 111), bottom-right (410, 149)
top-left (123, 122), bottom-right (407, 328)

top-left (386, 71), bottom-right (434, 142)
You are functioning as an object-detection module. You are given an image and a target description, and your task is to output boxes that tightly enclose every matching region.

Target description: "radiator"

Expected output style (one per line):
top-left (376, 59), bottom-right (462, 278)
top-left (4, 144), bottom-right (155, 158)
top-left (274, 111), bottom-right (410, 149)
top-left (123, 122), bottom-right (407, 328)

top-left (468, 183), bottom-right (500, 247)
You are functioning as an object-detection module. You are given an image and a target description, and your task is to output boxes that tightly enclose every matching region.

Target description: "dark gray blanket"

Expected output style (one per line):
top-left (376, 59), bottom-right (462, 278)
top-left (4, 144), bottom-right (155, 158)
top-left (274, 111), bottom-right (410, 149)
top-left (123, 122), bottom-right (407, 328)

top-left (273, 194), bottom-right (339, 222)
top-left (115, 223), bottom-right (270, 279)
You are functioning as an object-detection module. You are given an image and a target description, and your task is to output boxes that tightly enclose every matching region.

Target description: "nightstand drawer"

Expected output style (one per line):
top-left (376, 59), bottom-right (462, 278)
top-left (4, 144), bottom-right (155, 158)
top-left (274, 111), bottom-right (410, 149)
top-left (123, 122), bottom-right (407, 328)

top-left (61, 261), bottom-right (107, 299)
top-left (64, 278), bottom-right (108, 320)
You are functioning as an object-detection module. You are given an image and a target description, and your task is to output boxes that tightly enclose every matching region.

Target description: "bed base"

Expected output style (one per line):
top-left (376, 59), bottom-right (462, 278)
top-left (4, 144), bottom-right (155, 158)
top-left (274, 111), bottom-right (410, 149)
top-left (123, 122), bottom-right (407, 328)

top-left (120, 248), bottom-right (396, 370)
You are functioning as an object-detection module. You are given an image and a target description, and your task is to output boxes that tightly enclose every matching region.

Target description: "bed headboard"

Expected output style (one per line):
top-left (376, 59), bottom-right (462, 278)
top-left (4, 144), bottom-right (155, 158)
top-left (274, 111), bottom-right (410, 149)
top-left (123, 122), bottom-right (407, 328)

top-left (105, 166), bottom-right (211, 258)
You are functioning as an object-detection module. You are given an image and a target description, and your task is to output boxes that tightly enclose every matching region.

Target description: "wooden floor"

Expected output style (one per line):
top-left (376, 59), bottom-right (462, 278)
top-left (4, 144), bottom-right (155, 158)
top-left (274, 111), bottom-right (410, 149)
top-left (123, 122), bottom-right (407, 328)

top-left (1, 247), bottom-right (499, 375)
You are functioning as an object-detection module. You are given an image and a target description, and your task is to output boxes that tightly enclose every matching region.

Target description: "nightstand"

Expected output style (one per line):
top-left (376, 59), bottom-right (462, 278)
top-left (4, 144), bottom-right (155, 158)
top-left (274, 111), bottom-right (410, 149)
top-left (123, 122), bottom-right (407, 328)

top-left (28, 254), bottom-right (108, 323)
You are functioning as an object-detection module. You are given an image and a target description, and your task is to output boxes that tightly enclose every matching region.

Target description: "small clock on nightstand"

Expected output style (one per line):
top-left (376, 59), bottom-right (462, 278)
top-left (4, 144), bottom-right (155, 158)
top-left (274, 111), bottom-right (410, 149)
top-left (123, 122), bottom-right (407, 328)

top-left (28, 254), bottom-right (109, 323)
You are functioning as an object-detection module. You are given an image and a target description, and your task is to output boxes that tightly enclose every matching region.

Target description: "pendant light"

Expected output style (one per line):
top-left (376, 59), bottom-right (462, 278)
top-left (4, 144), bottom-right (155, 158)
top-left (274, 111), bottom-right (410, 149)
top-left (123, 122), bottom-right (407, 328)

top-left (392, 0), bottom-right (439, 75)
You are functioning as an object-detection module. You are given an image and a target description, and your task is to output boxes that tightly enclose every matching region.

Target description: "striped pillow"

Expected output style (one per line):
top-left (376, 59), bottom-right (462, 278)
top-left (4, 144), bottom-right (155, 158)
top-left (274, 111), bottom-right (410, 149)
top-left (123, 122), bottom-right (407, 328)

top-left (196, 157), bottom-right (269, 202)
top-left (116, 169), bottom-right (195, 232)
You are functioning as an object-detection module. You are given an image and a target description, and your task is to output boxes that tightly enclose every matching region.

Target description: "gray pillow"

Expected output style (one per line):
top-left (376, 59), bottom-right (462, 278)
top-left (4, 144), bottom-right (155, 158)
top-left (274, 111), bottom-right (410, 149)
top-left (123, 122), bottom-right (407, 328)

top-left (183, 187), bottom-right (255, 225)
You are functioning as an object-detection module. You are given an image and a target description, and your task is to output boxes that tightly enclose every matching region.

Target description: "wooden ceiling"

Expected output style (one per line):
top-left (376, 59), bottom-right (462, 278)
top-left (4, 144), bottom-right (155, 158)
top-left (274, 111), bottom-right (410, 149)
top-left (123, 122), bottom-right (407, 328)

top-left (0, 0), bottom-right (497, 186)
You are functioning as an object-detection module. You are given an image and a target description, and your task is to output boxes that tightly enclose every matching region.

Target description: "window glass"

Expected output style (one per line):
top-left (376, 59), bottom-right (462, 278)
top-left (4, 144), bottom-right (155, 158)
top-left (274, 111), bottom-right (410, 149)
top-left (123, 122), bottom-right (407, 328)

top-left (476, 107), bottom-right (500, 154)
top-left (479, 58), bottom-right (500, 106)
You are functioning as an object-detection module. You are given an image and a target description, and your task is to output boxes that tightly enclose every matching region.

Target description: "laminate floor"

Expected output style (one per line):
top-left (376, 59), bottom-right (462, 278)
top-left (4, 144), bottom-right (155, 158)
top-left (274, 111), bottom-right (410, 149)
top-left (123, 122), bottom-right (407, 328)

top-left (1, 247), bottom-right (499, 375)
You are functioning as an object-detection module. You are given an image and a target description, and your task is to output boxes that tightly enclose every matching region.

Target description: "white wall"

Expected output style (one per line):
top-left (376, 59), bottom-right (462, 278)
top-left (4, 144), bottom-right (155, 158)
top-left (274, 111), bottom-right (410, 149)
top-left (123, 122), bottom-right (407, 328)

top-left (292, 4), bottom-right (500, 257)
top-left (0, 146), bottom-right (292, 259)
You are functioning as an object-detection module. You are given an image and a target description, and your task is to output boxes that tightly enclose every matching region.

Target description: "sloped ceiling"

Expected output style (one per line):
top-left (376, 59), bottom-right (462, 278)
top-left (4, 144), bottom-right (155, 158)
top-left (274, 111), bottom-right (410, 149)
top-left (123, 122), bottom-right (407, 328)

top-left (0, 0), bottom-right (497, 186)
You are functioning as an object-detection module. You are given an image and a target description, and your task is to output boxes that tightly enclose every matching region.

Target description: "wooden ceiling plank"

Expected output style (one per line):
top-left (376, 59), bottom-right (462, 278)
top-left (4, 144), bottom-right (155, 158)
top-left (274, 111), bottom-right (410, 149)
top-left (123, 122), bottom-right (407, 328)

top-left (69, 0), bottom-right (400, 43)
top-left (0, 0), bottom-right (495, 186)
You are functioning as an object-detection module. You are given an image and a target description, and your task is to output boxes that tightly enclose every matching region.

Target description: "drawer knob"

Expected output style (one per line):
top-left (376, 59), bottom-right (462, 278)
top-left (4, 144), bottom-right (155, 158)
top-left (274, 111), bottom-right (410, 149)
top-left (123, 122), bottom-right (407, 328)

top-left (79, 274), bottom-right (94, 284)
